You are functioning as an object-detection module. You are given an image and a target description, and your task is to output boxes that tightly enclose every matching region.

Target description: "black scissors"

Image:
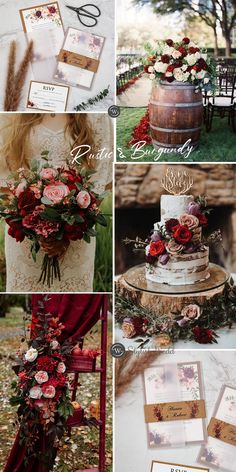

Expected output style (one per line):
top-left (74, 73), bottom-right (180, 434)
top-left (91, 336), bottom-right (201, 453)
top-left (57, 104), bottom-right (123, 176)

top-left (66, 4), bottom-right (101, 27)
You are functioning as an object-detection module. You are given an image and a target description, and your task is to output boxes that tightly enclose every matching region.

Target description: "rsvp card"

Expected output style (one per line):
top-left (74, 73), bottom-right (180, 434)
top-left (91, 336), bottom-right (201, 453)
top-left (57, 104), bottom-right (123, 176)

top-left (198, 385), bottom-right (236, 471)
top-left (27, 81), bottom-right (69, 112)
top-left (144, 362), bottom-right (206, 447)
top-left (54, 27), bottom-right (105, 89)
top-left (151, 461), bottom-right (209, 472)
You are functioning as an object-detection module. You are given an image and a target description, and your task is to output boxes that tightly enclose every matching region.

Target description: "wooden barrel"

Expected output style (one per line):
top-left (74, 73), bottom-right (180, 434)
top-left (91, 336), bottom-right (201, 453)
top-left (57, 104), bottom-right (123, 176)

top-left (149, 81), bottom-right (203, 149)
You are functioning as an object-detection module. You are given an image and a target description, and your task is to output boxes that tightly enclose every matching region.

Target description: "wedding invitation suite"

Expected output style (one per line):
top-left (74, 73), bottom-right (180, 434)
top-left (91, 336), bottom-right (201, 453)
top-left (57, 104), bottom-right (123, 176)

top-left (198, 385), bottom-right (236, 472)
top-left (27, 81), bottom-right (69, 111)
top-left (54, 27), bottom-right (105, 88)
top-left (151, 461), bottom-right (209, 472)
top-left (143, 362), bottom-right (206, 447)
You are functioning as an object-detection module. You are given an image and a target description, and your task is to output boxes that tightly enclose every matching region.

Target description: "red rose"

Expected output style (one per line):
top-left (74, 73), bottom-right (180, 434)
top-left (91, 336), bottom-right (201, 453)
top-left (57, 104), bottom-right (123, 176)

top-left (182, 37), bottom-right (190, 44)
top-left (48, 6), bottom-right (56, 14)
top-left (64, 223), bottom-right (84, 241)
top-left (165, 218), bottom-right (179, 234)
top-left (175, 60), bottom-right (183, 68)
top-left (7, 219), bottom-right (25, 242)
top-left (149, 240), bottom-right (166, 257)
top-left (166, 39), bottom-right (173, 46)
top-left (173, 224), bottom-right (193, 244)
top-left (198, 58), bottom-right (208, 70)
top-left (178, 46), bottom-right (187, 56)
top-left (196, 213), bottom-right (208, 226)
top-left (192, 326), bottom-right (216, 344)
top-left (166, 76), bottom-right (175, 83)
top-left (18, 189), bottom-right (39, 215)
top-left (189, 47), bottom-right (196, 54)
top-left (161, 54), bottom-right (170, 64)
top-left (166, 64), bottom-right (175, 73)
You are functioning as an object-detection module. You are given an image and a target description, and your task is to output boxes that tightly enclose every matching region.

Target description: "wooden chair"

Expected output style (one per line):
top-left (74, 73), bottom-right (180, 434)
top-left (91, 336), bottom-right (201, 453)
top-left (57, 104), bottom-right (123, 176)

top-left (66, 296), bottom-right (108, 472)
top-left (205, 65), bottom-right (236, 132)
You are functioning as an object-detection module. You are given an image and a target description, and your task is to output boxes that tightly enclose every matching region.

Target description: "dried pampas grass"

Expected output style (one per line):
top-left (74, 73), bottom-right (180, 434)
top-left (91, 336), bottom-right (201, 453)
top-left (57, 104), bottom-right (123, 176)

top-left (4, 40), bottom-right (34, 111)
top-left (115, 351), bottom-right (162, 398)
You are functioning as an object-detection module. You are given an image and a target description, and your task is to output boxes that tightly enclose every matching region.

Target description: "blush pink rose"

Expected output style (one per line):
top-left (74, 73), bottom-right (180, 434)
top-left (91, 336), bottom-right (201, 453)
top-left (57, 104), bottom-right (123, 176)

top-left (76, 190), bottom-right (91, 209)
top-left (181, 304), bottom-right (201, 320)
top-left (166, 239), bottom-right (184, 254)
top-left (34, 371), bottom-right (49, 384)
top-left (179, 213), bottom-right (199, 230)
top-left (29, 386), bottom-right (42, 399)
top-left (42, 385), bottom-right (56, 398)
top-left (15, 182), bottom-right (27, 197)
top-left (40, 168), bottom-right (58, 180)
top-left (43, 181), bottom-right (70, 204)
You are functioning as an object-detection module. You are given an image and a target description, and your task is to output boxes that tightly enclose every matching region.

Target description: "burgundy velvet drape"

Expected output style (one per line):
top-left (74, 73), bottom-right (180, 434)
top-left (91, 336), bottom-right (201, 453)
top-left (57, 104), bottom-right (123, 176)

top-left (4, 294), bottom-right (106, 472)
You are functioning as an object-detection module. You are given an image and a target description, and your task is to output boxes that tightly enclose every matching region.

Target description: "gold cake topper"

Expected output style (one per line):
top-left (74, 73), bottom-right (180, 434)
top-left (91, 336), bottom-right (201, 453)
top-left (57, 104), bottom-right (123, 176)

top-left (161, 168), bottom-right (193, 195)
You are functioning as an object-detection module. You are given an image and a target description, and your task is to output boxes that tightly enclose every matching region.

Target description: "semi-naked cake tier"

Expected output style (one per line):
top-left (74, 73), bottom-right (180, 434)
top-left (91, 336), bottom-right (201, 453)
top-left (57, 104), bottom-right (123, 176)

top-left (146, 247), bottom-right (210, 285)
top-left (146, 194), bottom-right (210, 286)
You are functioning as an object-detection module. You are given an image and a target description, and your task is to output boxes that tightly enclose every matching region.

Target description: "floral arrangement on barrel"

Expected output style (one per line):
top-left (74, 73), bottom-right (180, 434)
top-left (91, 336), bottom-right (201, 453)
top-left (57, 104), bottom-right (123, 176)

top-left (144, 37), bottom-right (216, 92)
top-left (10, 298), bottom-right (74, 468)
top-left (0, 152), bottom-right (107, 287)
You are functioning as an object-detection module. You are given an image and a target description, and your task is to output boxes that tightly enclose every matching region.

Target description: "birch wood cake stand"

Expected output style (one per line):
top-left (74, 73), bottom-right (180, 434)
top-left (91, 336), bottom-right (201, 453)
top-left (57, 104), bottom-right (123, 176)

top-left (117, 263), bottom-right (229, 315)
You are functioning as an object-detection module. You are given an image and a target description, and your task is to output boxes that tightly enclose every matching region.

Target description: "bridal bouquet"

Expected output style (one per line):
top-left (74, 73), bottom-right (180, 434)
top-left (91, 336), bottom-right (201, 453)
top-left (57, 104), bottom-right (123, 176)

top-left (0, 152), bottom-right (107, 287)
top-left (144, 37), bottom-right (216, 91)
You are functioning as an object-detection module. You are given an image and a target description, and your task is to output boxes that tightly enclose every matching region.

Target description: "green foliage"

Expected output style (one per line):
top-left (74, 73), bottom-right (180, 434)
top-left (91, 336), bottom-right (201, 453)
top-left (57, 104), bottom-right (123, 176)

top-left (74, 86), bottom-right (110, 111)
top-left (94, 194), bottom-right (112, 292)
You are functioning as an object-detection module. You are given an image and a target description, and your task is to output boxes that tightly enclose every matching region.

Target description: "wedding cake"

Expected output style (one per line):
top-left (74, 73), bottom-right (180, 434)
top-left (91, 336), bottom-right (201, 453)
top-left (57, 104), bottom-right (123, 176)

top-left (145, 170), bottom-right (210, 286)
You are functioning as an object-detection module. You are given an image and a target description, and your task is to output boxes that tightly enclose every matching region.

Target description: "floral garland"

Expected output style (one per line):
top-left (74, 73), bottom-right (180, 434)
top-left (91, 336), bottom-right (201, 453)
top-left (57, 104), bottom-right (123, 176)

top-left (128, 110), bottom-right (151, 146)
top-left (117, 74), bottom-right (142, 95)
top-left (116, 279), bottom-right (236, 346)
top-left (144, 37), bottom-right (216, 92)
top-left (74, 86), bottom-right (110, 111)
top-left (10, 297), bottom-right (74, 469)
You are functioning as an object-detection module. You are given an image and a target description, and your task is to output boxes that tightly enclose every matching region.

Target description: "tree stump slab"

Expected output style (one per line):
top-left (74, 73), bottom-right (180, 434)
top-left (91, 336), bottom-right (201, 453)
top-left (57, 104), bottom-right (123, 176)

top-left (116, 263), bottom-right (229, 315)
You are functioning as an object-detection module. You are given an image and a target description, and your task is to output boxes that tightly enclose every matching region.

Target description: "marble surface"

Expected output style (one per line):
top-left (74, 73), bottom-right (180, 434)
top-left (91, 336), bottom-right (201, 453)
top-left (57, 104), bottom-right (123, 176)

top-left (0, 0), bottom-right (115, 111)
top-left (115, 351), bottom-right (236, 472)
top-left (115, 325), bottom-right (236, 350)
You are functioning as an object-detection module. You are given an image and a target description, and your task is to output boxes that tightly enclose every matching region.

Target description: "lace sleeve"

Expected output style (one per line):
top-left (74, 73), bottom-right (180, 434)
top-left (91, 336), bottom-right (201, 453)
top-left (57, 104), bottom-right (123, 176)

top-left (88, 114), bottom-right (114, 194)
top-left (0, 115), bottom-right (11, 187)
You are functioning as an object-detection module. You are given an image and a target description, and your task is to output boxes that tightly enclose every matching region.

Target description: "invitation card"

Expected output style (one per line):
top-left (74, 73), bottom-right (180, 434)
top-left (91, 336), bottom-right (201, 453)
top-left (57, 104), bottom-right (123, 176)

top-left (20, 2), bottom-right (64, 59)
top-left (198, 385), bottom-right (236, 472)
top-left (143, 362), bottom-right (206, 447)
top-left (54, 27), bottom-right (105, 88)
top-left (27, 81), bottom-right (69, 112)
top-left (151, 461), bottom-right (209, 472)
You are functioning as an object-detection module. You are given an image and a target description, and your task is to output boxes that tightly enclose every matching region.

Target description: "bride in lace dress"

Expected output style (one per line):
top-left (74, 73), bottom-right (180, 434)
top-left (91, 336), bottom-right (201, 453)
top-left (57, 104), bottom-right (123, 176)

top-left (0, 113), bottom-right (113, 292)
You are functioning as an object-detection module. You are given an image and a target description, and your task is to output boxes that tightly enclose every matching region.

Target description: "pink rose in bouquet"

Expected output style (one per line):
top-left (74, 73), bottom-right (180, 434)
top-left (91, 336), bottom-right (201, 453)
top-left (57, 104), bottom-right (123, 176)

top-left (76, 190), bottom-right (91, 208)
top-left (43, 181), bottom-right (70, 204)
top-left (42, 384), bottom-right (56, 399)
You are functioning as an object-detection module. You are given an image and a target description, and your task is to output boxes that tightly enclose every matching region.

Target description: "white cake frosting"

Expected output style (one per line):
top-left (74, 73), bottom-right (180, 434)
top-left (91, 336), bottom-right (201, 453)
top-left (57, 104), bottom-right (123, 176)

top-left (146, 194), bottom-right (210, 286)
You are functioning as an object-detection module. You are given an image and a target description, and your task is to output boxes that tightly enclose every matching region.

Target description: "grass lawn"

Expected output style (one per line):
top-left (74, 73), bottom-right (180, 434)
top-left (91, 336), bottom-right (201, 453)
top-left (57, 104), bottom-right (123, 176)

top-left (117, 107), bottom-right (236, 162)
top-left (0, 310), bottom-right (113, 472)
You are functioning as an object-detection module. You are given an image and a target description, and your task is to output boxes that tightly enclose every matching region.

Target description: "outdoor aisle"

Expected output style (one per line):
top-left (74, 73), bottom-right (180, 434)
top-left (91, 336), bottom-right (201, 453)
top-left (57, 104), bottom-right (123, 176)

top-left (117, 76), bottom-right (152, 107)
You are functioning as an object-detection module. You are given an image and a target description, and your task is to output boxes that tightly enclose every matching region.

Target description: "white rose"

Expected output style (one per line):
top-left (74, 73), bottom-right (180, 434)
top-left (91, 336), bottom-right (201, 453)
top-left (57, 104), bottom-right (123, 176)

top-left (182, 64), bottom-right (188, 71)
top-left (57, 362), bottom-right (66, 373)
top-left (148, 66), bottom-right (154, 73)
top-left (196, 70), bottom-right (206, 79)
top-left (191, 69), bottom-right (197, 76)
top-left (51, 340), bottom-right (59, 350)
top-left (172, 50), bottom-right (182, 59)
top-left (162, 45), bottom-right (175, 55)
top-left (204, 77), bottom-right (210, 84)
top-left (29, 386), bottom-right (42, 399)
top-left (201, 53), bottom-right (208, 61)
top-left (149, 73), bottom-right (155, 80)
top-left (186, 55), bottom-right (197, 66)
top-left (195, 52), bottom-right (201, 60)
top-left (154, 61), bottom-right (168, 73)
top-left (166, 71), bottom-right (173, 77)
top-left (25, 348), bottom-right (38, 362)
top-left (35, 371), bottom-right (49, 384)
